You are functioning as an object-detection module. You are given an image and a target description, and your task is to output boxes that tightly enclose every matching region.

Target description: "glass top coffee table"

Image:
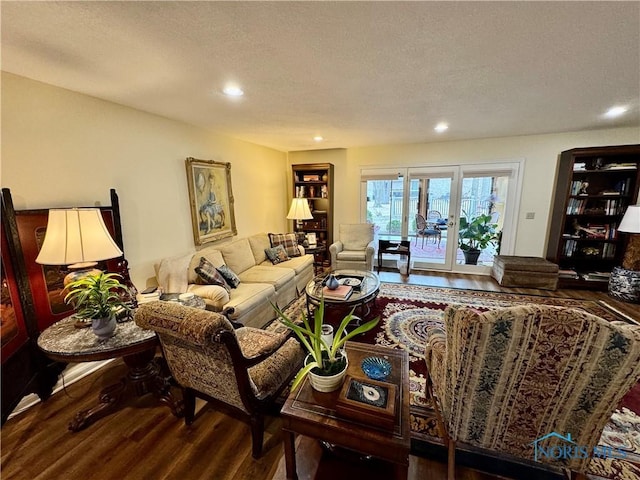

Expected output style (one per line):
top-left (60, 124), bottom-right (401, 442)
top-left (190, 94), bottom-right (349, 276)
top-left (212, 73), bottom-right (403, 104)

top-left (305, 269), bottom-right (380, 321)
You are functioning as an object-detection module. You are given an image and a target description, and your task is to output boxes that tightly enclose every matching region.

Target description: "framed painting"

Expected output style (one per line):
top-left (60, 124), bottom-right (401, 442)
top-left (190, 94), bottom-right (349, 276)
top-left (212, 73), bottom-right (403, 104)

top-left (185, 157), bottom-right (237, 245)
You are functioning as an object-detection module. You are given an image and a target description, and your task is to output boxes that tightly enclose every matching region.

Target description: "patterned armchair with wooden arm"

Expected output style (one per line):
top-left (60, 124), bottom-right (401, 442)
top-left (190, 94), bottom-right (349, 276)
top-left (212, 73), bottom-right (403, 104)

top-left (135, 301), bottom-right (304, 458)
top-left (425, 304), bottom-right (640, 479)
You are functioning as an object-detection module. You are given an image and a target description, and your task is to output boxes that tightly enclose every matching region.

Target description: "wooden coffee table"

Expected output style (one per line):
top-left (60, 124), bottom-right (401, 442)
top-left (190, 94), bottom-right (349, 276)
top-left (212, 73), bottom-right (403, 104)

top-left (281, 341), bottom-right (410, 480)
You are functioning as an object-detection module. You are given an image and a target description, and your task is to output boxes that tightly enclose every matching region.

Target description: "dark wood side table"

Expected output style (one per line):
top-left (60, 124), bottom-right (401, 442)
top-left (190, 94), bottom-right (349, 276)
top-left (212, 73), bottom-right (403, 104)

top-left (304, 244), bottom-right (327, 274)
top-left (281, 341), bottom-right (410, 480)
top-left (37, 315), bottom-right (183, 431)
top-left (377, 239), bottom-right (411, 275)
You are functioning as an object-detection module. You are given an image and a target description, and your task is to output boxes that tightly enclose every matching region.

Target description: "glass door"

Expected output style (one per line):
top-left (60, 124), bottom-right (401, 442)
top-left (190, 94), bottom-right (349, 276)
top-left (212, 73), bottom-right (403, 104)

top-left (408, 167), bottom-right (459, 271)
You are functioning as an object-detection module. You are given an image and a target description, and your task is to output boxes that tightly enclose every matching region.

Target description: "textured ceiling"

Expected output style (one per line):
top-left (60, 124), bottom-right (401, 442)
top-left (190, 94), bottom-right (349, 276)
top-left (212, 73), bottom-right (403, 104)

top-left (2, 1), bottom-right (639, 152)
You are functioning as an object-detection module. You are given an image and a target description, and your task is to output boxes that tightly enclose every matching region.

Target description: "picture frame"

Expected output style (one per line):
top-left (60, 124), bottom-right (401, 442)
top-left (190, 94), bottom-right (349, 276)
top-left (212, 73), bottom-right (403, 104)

top-left (185, 157), bottom-right (237, 246)
top-left (306, 232), bottom-right (317, 246)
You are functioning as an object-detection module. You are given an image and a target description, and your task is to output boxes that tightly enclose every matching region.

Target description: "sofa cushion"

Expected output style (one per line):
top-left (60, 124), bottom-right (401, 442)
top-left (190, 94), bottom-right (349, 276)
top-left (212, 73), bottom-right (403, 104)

top-left (248, 233), bottom-right (271, 265)
top-left (224, 282), bottom-right (275, 320)
top-left (337, 250), bottom-right (368, 261)
top-left (219, 238), bottom-right (256, 274)
top-left (238, 266), bottom-right (295, 290)
top-left (217, 265), bottom-right (241, 288)
top-left (188, 248), bottom-right (225, 284)
top-left (194, 257), bottom-right (230, 291)
top-left (265, 245), bottom-right (290, 264)
top-left (269, 233), bottom-right (301, 258)
top-left (261, 254), bottom-right (313, 276)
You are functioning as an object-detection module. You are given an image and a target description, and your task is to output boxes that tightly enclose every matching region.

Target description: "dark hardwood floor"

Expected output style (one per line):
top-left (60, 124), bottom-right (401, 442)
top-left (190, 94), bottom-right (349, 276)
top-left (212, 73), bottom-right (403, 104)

top-left (2, 271), bottom-right (637, 480)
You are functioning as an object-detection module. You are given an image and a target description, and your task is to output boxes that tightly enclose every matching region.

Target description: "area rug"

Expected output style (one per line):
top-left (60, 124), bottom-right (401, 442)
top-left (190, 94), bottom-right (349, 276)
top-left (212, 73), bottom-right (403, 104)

top-left (278, 283), bottom-right (640, 479)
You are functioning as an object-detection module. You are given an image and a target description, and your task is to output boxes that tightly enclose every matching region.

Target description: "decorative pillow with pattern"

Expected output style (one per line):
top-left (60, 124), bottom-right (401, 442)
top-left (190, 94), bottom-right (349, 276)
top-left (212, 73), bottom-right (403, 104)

top-left (216, 264), bottom-right (241, 288)
top-left (269, 233), bottom-right (301, 257)
top-left (265, 245), bottom-right (290, 265)
top-left (194, 257), bottom-right (230, 292)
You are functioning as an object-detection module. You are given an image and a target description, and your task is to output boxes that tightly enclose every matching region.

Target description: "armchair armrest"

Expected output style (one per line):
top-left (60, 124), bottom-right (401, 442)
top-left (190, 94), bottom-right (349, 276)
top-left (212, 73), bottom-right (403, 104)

top-left (329, 241), bottom-right (344, 265)
top-left (235, 327), bottom-right (290, 365)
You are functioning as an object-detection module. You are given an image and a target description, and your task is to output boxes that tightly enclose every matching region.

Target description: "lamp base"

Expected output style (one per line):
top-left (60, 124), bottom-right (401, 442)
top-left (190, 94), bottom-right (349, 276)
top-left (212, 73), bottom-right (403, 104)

top-left (608, 267), bottom-right (640, 303)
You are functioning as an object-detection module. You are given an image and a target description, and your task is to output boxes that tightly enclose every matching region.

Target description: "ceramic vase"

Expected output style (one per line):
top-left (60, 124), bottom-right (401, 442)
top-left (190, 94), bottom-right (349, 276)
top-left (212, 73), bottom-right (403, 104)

top-left (92, 315), bottom-right (117, 339)
top-left (325, 274), bottom-right (340, 290)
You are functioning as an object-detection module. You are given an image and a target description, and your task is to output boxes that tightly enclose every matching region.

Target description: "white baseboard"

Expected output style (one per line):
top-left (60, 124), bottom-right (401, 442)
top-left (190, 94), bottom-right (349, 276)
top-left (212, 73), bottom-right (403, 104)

top-left (8, 359), bottom-right (115, 420)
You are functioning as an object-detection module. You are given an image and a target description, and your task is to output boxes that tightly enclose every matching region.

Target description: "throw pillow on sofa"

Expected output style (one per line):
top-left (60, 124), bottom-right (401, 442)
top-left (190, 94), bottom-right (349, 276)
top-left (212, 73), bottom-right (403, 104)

top-left (194, 257), bottom-right (230, 292)
top-left (269, 233), bottom-right (301, 258)
top-left (216, 264), bottom-right (241, 288)
top-left (265, 244), bottom-right (290, 264)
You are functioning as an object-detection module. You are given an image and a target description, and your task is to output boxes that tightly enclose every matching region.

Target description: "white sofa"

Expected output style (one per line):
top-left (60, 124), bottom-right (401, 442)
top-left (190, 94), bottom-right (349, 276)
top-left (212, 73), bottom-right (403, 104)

top-left (155, 233), bottom-right (314, 329)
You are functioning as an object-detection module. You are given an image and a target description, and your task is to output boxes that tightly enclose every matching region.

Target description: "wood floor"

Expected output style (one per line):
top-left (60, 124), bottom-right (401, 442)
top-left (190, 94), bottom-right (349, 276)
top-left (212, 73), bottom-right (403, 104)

top-left (2, 272), bottom-right (637, 480)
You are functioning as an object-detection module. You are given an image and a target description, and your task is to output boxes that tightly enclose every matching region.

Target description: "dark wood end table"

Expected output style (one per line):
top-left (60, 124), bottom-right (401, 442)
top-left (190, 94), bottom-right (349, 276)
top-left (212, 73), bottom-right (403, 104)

top-left (37, 315), bottom-right (183, 431)
top-left (377, 239), bottom-right (411, 275)
top-left (281, 341), bottom-right (410, 480)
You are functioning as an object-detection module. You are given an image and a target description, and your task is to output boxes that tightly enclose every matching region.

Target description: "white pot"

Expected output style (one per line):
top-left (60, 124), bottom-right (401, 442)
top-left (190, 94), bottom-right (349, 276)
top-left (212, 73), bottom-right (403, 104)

top-left (91, 314), bottom-right (117, 339)
top-left (306, 352), bottom-right (348, 393)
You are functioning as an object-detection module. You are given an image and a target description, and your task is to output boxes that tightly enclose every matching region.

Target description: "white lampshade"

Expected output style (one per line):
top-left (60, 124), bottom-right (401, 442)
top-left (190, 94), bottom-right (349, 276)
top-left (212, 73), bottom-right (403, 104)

top-left (619, 205), bottom-right (640, 234)
top-left (286, 198), bottom-right (313, 220)
top-left (35, 208), bottom-right (123, 267)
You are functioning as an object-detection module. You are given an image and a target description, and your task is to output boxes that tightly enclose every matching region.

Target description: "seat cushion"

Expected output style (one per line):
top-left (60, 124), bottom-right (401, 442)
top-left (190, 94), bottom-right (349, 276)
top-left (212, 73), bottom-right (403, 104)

top-left (238, 265), bottom-right (294, 290)
top-left (236, 327), bottom-right (287, 359)
top-left (265, 254), bottom-right (313, 275)
top-left (224, 283), bottom-right (275, 320)
top-left (248, 337), bottom-right (304, 398)
top-left (337, 250), bottom-right (367, 262)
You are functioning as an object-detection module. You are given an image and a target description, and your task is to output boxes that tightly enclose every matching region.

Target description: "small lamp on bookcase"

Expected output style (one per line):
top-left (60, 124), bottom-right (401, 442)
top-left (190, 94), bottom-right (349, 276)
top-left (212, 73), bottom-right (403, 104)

top-left (287, 198), bottom-right (313, 246)
top-left (608, 204), bottom-right (640, 303)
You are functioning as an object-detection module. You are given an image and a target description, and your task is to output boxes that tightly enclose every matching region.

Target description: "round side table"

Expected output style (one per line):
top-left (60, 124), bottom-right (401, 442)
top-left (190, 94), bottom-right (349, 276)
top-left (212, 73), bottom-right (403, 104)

top-left (38, 315), bottom-right (184, 431)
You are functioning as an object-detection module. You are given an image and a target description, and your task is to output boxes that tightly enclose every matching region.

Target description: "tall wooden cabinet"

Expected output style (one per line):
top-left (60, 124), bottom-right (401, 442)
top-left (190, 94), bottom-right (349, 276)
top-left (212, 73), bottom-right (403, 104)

top-left (291, 163), bottom-right (334, 265)
top-left (546, 145), bottom-right (640, 290)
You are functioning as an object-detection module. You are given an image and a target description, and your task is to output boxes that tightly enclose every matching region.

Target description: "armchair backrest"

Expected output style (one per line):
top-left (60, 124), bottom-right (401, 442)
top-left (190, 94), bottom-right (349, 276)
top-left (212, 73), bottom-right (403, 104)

top-left (437, 304), bottom-right (640, 472)
top-left (135, 301), bottom-right (248, 413)
top-left (338, 223), bottom-right (374, 250)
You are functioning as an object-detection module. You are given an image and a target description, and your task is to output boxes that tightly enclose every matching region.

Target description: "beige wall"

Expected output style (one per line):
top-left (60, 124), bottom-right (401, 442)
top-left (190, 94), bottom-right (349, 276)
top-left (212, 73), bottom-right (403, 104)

top-left (3, 72), bottom-right (638, 287)
top-left (1, 73), bottom-right (288, 288)
top-left (290, 127), bottom-right (640, 257)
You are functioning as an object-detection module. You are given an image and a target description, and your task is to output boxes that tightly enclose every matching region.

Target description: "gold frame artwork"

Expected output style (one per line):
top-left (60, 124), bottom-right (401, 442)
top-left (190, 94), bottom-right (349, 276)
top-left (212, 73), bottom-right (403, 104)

top-left (185, 157), bottom-right (237, 245)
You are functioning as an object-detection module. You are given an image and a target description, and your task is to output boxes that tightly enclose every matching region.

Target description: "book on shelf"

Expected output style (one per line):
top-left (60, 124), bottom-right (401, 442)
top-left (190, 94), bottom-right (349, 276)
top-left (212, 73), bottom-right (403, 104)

top-left (558, 269), bottom-right (579, 279)
top-left (322, 285), bottom-right (353, 300)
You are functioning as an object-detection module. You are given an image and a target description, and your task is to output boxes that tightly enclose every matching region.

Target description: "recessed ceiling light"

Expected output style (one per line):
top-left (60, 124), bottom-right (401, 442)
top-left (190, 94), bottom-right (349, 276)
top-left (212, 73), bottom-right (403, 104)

top-left (313, 136), bottom-right (324, 142)
top-left (434, 122), bottom-right (449, 133)
top-left (223, 85), bottom-right (244, 97)
top-left (604, 106), bottom-right (628, 118)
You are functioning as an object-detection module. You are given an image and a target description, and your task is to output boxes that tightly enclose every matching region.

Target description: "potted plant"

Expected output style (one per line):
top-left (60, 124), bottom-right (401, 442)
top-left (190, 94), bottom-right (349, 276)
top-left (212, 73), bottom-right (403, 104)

top-left (458, 211), bottom-right (500, 265)
top-left (272, 298), bottom-right (379, 392)
top-left (64, 272), bottom-right (130, 339)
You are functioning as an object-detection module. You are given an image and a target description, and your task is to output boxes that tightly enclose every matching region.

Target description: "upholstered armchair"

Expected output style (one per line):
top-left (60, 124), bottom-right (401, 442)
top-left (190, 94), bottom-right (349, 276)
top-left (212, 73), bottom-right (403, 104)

top-left (135, 301), bottom-right (304, 458)
top-left (425, 304), bottom-right (640, 479)
top-left (329, 223), bottom-right (375, 271)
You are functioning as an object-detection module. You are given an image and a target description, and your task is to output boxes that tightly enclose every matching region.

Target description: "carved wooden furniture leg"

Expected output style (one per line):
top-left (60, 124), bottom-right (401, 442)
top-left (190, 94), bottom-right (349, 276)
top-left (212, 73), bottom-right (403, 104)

top-left (283, 429), bottom-right (298, 480)
top-left (68, 346), bottom-right (183, 431)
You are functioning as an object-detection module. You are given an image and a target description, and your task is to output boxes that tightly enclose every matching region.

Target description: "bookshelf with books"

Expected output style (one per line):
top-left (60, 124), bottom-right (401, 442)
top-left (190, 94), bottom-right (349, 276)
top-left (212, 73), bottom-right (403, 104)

top-left (546, 145), bottom-right (640, 290)
top-left (292, 163), bottom-right (334, 266)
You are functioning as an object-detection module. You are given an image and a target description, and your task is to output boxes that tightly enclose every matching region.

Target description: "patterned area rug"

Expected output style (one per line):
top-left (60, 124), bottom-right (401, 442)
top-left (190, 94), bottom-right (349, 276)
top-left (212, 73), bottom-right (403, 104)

top-left (278, 283), bottom-right (640, 479)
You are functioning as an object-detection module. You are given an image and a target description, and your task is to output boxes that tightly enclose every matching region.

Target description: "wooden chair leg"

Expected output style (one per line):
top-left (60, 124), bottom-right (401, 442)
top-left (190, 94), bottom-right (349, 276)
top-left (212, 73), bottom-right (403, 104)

top-left (183, 388), bottom-right (196, 425)
top-left (250, 413), bottom-right (265, 459)
top-left (448, 439), bottom-right (456, 480)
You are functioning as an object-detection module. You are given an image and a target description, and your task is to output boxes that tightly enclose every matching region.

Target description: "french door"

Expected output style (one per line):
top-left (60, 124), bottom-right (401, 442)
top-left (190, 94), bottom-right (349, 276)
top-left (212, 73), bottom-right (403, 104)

top-left (361, 161), bottom-right (523, 273)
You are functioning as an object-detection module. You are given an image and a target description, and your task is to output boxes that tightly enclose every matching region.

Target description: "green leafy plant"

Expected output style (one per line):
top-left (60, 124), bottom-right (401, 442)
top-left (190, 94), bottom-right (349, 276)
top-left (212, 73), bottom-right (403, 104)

top-left (272, 298), bottom-right (379, 390)
top-left (64, 272), bottom-right (130, 319)
top-left (458, 210), bottom-right (500, 252)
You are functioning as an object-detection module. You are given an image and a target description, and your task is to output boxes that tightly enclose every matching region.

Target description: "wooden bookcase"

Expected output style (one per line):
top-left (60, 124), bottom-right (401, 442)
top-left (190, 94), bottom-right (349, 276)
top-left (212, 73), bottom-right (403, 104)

top-left (546, 145), bottom-right (640, 290)
top-left (291, 163), bottom-right (334, 265)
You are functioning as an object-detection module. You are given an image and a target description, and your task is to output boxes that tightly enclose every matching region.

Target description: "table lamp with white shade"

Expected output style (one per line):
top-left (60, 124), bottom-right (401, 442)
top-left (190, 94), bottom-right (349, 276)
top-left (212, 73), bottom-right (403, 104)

top-left (608, 204), bottom-right (640, 303)
top-left (35, 208), bottom-right (123, 285)
top-left (287, 198), bottom-right (313, 247)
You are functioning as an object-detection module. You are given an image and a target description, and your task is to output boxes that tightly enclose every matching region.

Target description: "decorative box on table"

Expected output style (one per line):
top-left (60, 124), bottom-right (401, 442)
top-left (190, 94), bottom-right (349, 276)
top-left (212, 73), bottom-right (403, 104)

top-left (335, 375), bottom-right (397, 430)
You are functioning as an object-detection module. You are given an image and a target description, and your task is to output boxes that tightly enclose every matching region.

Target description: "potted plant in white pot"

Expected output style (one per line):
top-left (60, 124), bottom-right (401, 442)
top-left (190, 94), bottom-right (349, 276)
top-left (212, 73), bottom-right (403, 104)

top-left (273, 298), bottom-right (379, 392)
top-left (64, 272), bottom-right (130, 339)
top-left (458, 211), bottom-right (500, 265)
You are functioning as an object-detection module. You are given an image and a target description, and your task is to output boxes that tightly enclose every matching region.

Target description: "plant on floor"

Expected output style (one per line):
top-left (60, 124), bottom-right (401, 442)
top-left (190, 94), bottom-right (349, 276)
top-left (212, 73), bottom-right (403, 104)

top-left (458, 210), bottom-right (500, 265)
top-left (272, 297), bottom-right (379, 391)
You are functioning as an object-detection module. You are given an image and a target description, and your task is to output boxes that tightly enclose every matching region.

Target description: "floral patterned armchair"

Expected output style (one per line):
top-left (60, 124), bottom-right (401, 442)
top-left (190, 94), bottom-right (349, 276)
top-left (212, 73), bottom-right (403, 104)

top-left (135, 301), bottom-right (304, 458)
top-left (425, 304), bottom-right (640, 479)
